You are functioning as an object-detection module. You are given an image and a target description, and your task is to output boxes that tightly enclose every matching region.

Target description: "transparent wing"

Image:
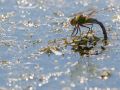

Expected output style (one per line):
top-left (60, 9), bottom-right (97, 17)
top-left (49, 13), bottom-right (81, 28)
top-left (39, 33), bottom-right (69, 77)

top-left (69, 6), bottom-right (113, 18)
top-left (69, 7), bottom-right (97, 18)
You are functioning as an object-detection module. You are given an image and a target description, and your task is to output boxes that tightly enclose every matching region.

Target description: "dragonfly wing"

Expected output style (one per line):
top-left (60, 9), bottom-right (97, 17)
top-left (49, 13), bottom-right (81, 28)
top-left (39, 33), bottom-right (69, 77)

top-left (87, 10), bottom-right (97, 17)
top-left (87, 6), bottom-right (114, 16)
top-left (69, 6), bottom-right (113, 18)
top-left (69, 7), bottom-right (97, 17)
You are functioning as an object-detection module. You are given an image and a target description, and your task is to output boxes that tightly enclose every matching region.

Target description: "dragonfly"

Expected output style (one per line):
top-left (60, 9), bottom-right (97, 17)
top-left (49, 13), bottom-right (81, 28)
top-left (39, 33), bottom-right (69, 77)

top-left (70, 7), bottom-right (110, 40)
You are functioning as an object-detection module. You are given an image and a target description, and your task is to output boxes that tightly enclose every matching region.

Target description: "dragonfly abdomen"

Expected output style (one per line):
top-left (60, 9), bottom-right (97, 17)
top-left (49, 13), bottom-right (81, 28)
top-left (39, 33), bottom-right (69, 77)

top-left (88, 18), bottom-right (108, 40)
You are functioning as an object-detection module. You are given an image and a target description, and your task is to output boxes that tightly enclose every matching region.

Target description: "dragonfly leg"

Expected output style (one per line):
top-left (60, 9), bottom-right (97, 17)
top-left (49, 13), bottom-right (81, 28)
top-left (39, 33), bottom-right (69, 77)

top-left (71, 25), bottom-right (81, 36)
top-left (78, 27), bottom-right (81, 35)
top-left (71, 27), bottom-right (77, 36)
top-left (90, 24), bottom-right (93, 30)
top-left (75, 28), bottom-right (79, 36)
top-left (80, 24), bottom-right (91, 31)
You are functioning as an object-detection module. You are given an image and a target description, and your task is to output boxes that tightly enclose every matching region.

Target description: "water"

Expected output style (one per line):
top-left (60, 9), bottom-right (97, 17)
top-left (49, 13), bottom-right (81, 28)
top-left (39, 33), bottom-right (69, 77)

top-left (0, 0), bottom-right (120, 90)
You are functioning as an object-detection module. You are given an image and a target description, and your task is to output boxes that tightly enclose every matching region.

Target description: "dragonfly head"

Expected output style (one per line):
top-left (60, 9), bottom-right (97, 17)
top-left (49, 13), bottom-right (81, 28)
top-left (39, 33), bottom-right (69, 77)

top-left (70, 18), bottom-right (77, 26)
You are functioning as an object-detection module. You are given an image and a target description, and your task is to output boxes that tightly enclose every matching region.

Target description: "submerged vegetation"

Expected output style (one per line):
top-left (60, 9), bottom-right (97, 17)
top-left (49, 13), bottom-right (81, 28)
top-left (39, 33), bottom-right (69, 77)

top-left (40, 30), bottom-right (107, 56)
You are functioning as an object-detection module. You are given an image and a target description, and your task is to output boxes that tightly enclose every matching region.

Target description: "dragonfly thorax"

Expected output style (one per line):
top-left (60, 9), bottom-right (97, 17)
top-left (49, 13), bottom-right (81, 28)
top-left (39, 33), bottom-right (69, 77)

top-left (70, 15), bottom-right (90, 26)
top-left (75, 15), bottom-right (88, 24)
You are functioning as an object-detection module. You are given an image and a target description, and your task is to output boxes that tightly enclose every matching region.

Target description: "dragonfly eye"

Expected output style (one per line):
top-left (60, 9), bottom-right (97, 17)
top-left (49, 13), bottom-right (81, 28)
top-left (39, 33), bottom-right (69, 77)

top-left (70, 18), bottom-right (76, 26)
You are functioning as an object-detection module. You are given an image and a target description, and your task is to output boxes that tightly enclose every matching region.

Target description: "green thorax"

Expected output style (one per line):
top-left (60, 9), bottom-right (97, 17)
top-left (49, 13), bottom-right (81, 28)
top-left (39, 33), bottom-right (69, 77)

top-left (75, 15), bottom-right (94, 24)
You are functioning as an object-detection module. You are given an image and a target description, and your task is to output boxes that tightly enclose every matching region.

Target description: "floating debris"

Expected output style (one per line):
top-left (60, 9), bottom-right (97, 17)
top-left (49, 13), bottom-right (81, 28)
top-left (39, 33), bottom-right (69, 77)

top-left (39, 75), bottom-right (48, 82)
top-left (39, 46), bottom-right (63, 56)
top-left (0, 12), bottom-right (15, 21)
top-left (40, 30), bottom-right (107, 56)
top-left (112, 14), bottom-right (120, 22)
top-left (29, 39), bottom-right (42, 45)
top-left (22, 20), bottom-right (40, 28)
top-left (70, 31), bottom-right (101, 56)
top-left (99, 70), bottom-right (111, 80)
top-left (0, 60), bottom-right (10, 65)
